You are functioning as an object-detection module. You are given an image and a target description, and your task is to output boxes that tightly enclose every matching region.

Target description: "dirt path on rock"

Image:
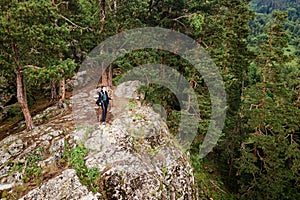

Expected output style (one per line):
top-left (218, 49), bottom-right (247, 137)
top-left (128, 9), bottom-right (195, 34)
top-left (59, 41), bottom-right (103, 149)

top-left (0, 83), bottom-right (135, 141)
top-left (90, 85), bottom-right (132, 126)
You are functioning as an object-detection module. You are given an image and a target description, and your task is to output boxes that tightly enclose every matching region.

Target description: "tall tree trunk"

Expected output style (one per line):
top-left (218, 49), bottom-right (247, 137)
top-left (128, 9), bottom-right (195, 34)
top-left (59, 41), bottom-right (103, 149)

top-left (51, 79), bottom-right (57, 101)
top-left (113, 0), bottom-right (117, 13)
top-left (59, 78), bottom-right (66, 101)
top-left (100, 0), bottom-right (105, 21)
top-left (258, 59), bottom-right (269, 134)
top-left (160, 61), bottom-right (165, 79)
top-left (102, 62), bottom-right (108, 86)
top-left (108, 65), bottom-right (113, 87)
top-left (186, 79), bottom-right (196, 112)
top-left (100, 0), bottom-right (105, 32)
top-left (176, 72), bottom-right (182, 92)
top-left (15, 70), bottom-right (34, 130)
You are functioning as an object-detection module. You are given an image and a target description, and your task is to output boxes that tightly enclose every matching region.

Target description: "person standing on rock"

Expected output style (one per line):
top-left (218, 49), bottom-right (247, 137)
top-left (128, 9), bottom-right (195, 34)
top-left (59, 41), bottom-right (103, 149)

top-left (97, 85), bottom-right (109, 125)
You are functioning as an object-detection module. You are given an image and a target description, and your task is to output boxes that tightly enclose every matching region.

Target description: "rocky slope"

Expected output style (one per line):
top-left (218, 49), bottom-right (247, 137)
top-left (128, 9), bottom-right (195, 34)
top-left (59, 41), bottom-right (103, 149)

top-left (0, 81), bottom-right (198, 199)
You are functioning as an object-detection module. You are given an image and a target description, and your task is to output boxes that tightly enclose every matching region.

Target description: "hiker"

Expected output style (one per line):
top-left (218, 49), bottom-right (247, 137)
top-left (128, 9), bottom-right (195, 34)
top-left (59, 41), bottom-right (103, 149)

top-left (96, 85), bottom-right (110, 125)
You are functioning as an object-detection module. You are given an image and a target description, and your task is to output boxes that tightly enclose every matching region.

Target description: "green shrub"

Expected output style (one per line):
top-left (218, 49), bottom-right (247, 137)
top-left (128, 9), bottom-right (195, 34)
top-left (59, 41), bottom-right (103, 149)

top-left (68, 144), bottom-right (101, 193)
top-left (22, 147), bottom-right (44, 183)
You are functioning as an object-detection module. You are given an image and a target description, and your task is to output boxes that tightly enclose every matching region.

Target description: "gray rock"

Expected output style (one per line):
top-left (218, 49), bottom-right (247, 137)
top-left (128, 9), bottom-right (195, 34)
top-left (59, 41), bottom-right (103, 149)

top-left (0, 183), bottom-right (14, 191)
top-left (114, 80), bottom-right (142, 99)
top-left (0, 147), bottom-right (11, 166)
top-left (38, 134), bottom-right (53, 141)
top-left (49, 138), bottom-right (65, 162)
top-left (39, 156), bottom-right (56, 169)
top-left (49, 130), bottom-right (61, 138)
top-left (1, 83), bottom-right (198, 199)
top-left (19, 169), bottom-right (98, 200)
top-left (0, 105), bottom-right (76, 193)
top-left (7, 139), bottom-right (24, 156)
top-left (74, 105), bottom-right (198, 199)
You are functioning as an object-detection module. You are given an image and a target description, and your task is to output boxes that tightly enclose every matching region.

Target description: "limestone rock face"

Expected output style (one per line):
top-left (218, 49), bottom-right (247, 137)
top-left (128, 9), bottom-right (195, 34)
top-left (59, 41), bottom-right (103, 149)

top-left (0, 105), bottom-right (74, 195)
top-left (1, 81), bottom-right (198, 199)
top-left (19, 169), bottom-right (99, 200)
top-left (76, 105), bottom-right (198, 199)
top-left (114, 80), bottom-right (142, 99)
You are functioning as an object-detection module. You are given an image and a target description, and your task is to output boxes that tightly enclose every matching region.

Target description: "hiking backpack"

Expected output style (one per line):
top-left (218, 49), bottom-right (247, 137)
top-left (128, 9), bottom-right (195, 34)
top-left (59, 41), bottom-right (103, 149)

top-left (102, 91), bottom-right (108, 101)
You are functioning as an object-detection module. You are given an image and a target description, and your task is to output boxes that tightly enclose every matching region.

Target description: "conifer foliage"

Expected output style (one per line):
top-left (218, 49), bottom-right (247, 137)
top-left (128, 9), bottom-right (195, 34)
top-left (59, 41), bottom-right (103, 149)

top-left (0, 0), bottom-right (299, 199)
top-left (0, 0), bottom-right (75, 130)
top-left (237, 11), bottom-right (300, 199)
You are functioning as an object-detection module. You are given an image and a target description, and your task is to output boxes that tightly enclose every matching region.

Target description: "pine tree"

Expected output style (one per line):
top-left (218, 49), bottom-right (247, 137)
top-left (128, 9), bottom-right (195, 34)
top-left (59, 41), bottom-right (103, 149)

top-left (186, 0), bottom-right (255, 191)
top-left (237, 10), bottom-right (300, 199)
top-left (0, 0), bottom-right (74, 130)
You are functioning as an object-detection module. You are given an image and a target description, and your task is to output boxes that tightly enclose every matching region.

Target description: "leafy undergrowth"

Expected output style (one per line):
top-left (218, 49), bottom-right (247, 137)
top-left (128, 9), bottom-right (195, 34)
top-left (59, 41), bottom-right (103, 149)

top-left (5, 143), bottom-right (107, 199)
top-left (4, 146), bottom-right (69, 199)
top-left (65, 143), bottom-right (102, 194)
top-left (1, 97), bottom-right (75, 199)
top-left (190, 154), bottom-right (236, 200)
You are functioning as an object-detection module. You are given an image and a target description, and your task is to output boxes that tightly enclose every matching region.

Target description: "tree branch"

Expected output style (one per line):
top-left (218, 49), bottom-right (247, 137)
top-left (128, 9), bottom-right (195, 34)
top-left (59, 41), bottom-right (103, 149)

top-left (172, 18), bottom-right (187, 28)
top-left (173, 14), bottom-right (193, 21)
top-left (58, 14), bottom-right (93, 31)
top-left (23, 65), bottom-right (40, 70)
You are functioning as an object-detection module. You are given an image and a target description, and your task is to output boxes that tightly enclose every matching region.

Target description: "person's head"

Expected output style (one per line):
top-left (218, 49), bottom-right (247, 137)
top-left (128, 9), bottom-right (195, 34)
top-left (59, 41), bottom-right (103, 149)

top-left (96, 84), bottom-right (105, 89)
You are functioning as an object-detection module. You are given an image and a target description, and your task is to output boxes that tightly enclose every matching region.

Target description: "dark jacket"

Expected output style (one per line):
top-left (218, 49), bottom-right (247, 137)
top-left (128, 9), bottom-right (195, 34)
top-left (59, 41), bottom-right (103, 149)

top-left (98, 90), bottom-right (110, 105)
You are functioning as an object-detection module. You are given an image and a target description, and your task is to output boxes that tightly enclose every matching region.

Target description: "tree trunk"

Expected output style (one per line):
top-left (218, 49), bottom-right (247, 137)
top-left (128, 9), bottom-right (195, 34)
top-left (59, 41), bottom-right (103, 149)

top-left (108, 65), bottom-right (113, 87)
top-left (100, 0), bottom-right (105, 21)
top-left (102, 62), bottom-right (108, 86)
top-left (99, 0), bottom-right (105, 32)
top-left (186, 80), bottom-right (196, 112)
top-left (258, 59), bottom-right (269, 134)
top-left (160, 62), bottom-right (165, 79)
top-left (51, 79), bottom-right (57, 101)
top-left (59, 78), bottom-right (66, 101)
top-left (16, 70), bottom-right (34, 130)
top-left (113, 0), bottom-right (117, 13)
top-left (176, 72), bottom-right (182, 92)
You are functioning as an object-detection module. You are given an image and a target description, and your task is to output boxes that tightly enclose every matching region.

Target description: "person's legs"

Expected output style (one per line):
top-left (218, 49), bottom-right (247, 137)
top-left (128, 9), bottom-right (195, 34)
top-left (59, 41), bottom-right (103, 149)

top-left (104, 101), bottom-right (108, 121)
top-left (101, 102), bottom-right (106, 123)
top-left (101, 101), bottom-right (108, 124)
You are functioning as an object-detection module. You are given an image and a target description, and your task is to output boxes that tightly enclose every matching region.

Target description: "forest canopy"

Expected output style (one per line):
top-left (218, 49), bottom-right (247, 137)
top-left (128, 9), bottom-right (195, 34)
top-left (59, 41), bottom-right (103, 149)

top-left (0, 0), bottom-right (299, 199)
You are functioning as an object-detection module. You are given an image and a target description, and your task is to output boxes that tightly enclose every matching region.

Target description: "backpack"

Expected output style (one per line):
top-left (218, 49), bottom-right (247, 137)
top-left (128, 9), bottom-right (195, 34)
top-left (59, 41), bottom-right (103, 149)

top-left (100, 90), bottom-right (109, 103)
top-left (102, 91), bottom-right (108, 102)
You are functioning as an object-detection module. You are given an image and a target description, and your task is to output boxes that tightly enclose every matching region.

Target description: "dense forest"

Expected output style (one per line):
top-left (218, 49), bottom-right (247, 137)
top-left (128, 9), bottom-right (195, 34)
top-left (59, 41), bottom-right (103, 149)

top-left (0, 0), bottom-right (299, 199)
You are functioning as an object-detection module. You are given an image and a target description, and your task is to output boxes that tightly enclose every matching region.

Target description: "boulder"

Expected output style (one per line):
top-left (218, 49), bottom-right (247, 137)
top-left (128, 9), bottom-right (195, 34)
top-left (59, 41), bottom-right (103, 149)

top-left (75, 104), bottom-right (198, 199)
top-left (114, 80), bottom-right (142, 99)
